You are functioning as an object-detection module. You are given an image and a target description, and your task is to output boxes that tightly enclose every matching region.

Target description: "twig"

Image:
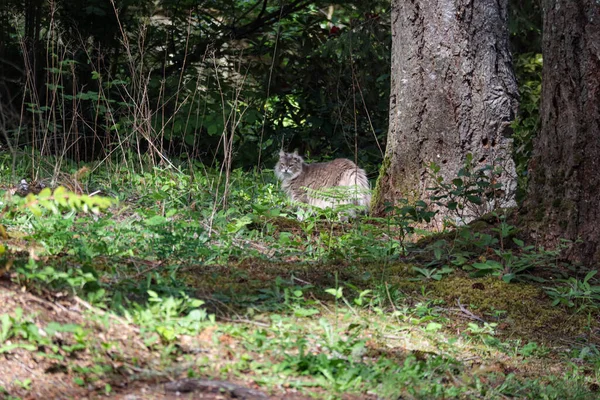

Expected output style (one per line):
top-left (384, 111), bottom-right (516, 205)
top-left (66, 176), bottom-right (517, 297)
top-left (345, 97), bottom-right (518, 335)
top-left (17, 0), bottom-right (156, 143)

top-left (130, 261), bottom-right (163, 280)
top-left (456, 298), bottom-right (485, 323)
top-left (23, 291), bottom-right (70, 315)
top-left (73, 295), bottom-right (137, 329)
top-left (221, 317), bottom-right (270, 328)
top-left (291, 275), bottom-right (312, 285)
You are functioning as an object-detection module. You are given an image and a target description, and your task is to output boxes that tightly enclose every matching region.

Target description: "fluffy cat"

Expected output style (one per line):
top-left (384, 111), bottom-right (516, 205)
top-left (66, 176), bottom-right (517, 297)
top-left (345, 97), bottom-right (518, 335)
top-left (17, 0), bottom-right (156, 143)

top-left (275, 150), bottom-right (371, 212)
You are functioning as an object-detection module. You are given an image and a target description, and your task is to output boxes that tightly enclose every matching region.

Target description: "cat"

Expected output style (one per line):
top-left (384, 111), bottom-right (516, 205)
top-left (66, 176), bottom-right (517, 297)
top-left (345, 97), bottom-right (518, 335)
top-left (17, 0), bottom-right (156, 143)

top-left (275, 150), bottom-right (371, 213)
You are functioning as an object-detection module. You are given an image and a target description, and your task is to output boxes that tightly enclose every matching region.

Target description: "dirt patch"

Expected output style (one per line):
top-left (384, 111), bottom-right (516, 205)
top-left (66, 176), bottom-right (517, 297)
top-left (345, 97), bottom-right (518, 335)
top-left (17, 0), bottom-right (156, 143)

top-left (0, 282), bottom-right (308, 400)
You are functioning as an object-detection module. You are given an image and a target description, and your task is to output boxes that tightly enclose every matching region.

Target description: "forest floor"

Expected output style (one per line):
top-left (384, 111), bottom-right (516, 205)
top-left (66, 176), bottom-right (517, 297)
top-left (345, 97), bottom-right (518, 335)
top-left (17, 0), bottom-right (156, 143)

top-left (1, 163), bottom-right (599, 399)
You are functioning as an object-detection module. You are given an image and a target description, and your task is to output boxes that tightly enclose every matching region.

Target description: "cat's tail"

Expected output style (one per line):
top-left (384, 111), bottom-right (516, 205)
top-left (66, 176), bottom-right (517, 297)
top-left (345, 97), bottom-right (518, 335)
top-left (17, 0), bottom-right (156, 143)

top-left (342, 167), bottom-right (371, 210)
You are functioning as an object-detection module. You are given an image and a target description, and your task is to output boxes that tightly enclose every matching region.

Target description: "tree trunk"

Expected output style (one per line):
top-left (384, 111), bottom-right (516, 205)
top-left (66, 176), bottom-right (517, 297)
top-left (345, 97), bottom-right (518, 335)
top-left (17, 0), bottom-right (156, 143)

top-left (524, 0), bottom-right (600, 264)
top-left (373, 0), bottom-right (518, 223)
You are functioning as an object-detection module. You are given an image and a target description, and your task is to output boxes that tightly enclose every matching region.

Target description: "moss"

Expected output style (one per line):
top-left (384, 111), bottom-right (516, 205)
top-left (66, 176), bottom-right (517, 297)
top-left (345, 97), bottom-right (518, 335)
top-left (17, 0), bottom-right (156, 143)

top-left (379, 262), bottom-right (416, 277)
top-left (370, 153), bottom-right (392, 214)
top-left (429, 276), bottom-right (591, 343)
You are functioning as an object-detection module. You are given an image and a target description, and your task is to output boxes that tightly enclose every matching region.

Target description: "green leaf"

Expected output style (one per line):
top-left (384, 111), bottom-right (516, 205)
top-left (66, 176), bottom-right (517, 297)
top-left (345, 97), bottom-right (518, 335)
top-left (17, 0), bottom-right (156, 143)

top-left (294, 308), bottom-right (320, 317)
top-left (325, 287), bottom-right (343, 299)
top-left (0, 343), bottom-right (37, 353)
top-left (447, 201), bottom-right (458, 210)
top-left (466, 195), bottom-right (483, 205)
top-left (145, 215), bottom-right (167, 226)
top-left (472, 260), bottom-right (502, 270)
top-left (207, 124), bottom-right (218, 136)
top-left (424, 322), bottom-right (443, 332)
top-left (583, 270), bottom-right (597, 283)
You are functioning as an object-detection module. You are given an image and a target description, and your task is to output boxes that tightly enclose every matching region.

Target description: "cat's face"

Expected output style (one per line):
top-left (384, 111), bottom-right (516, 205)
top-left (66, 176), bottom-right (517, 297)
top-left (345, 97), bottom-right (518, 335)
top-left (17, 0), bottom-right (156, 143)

top-left (275, 151), bottom-right (303, 180)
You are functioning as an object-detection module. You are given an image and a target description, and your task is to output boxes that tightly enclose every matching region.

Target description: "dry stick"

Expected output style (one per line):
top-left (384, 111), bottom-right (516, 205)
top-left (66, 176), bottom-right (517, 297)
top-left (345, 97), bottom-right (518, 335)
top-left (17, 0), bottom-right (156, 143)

top-left (220, 56), bottom-right (251, 207)
top-left (349, 29), bottom-right (359, 171)
top-left (111, 5), bottom-right (181, 173)
top-left (207, 52), bottom-right (228, 232)
top-left (73, 296), bottom-right (139, 331)
top-left (129, 261), bottom-right (164, 280)
top-left (456, 298), bottom-right (485, 323)
top-left (194, 292), bottom-right (249, 322)
top-left (256, 2), bottom-right (285, 169)
top-left (385, 282), bottom-right (400, 322)
top-left (347, 31), bottom-right (364, 217)
top-left (220, 317), bottom-right (270, 328)
top-left (22, 290), bottom-right (70, 315)
top-left (190, 49), bottom-right (213, 167)
top-left (72, 296), bottom-right (149, 352)
top-left (291, 276), bottom-right (312, 286)
top-left (17, 289), bottom-right (149, 354)
top-left (17, 31), bottom-right (41, 178)
top-left (182, 49), bottom-right (210, 176)
top-left (51, 45), bottom-right (72, 182)
top-left (207, 54), bottom-right (251, 232)
top-left (72, 295), bottom-right (149, 356)
top-left (173, 9), bottom-right (193, 153)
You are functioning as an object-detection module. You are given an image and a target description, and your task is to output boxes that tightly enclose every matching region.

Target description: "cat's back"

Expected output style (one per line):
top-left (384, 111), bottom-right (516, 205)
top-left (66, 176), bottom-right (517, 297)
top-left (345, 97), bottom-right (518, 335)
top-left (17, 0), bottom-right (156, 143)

top-left (302, 158), bottom-right (358, 173)
top-left (295, 158), bottom-right (364, 186)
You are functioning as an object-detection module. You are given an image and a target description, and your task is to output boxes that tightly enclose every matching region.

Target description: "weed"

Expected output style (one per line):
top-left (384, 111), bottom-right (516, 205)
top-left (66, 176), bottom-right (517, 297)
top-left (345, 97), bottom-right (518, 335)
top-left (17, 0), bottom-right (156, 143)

top-left (428, 153), bottom-right (512, 224)
top-left (15, 259), bottom-right (97, 293)
top-left (12, 379), bottom-right (31, 391)
top-left (0, 308), bottom-right (86, 359)
top-left (125, 290), bottom-right (213, 345)
top-left (545, 270), bottom-right (600, 311)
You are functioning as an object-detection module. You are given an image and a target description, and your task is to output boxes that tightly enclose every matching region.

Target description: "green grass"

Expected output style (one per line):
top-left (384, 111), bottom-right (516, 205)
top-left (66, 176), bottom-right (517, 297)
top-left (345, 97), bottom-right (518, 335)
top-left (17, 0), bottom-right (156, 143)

top-left (0, 155), bottom-right (599, 399)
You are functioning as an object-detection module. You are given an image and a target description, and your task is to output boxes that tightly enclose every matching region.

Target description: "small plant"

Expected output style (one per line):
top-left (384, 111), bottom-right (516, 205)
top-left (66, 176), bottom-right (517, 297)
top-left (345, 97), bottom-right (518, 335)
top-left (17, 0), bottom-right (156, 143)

top-left (125, 291), bottom-right (213, 345)
top-left (0, 308), bottom-right (85, 357)
top-left (15, 259), bottom-right (97, 293)
top-left (8, 186), bottom-right (114, 217)
top-left (12, 378), bottom-right (32, 391)
top-left (518, 341), bottom-right (549, 358)
top-left (544, 270), bottom-right (600, 311)
top-left (428, 154), bottom-right (512, 224)
top-left (0, 308), bottom-right (42, 353)
top-left (465, 321), bottom-right (498, 343)
top-left (412, 265), bottom-right (454, 281)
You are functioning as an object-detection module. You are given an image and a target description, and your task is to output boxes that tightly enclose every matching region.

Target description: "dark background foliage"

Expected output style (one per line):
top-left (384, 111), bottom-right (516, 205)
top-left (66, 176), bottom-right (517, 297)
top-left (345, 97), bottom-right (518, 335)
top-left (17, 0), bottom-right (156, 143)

top-left (0, 0), bottom-right (540, 178)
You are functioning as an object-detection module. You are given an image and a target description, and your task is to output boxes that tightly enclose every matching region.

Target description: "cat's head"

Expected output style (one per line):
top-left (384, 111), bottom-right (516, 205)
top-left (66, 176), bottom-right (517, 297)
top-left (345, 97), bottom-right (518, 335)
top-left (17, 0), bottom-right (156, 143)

top-left (275, 150), bottom-right (303, 180)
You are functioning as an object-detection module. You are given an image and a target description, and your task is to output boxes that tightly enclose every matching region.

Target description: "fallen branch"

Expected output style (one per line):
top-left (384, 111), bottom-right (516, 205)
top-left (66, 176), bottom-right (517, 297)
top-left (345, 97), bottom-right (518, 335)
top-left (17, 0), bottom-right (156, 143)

top-left (164, 378), bottom-right (268, 398)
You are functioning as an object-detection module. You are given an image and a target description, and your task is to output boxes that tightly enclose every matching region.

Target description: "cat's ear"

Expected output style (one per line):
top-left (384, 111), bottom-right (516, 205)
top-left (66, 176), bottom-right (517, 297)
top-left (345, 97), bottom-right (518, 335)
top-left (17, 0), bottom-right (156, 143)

top-left (291, 150), bottom-right (303, 162)
top-left (279, 149), bottom-right (285, 157)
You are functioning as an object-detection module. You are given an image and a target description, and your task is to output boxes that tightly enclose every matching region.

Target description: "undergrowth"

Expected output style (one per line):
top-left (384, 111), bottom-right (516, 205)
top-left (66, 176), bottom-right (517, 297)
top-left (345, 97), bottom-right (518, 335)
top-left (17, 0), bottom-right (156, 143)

top-left (0, 154), bottom-right (599, 399)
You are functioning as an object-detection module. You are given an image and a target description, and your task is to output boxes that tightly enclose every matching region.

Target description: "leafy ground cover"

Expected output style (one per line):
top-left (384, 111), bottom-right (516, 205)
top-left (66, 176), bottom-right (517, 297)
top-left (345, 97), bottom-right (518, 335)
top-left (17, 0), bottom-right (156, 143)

top-left (0, 156), bottom-right (599, 399)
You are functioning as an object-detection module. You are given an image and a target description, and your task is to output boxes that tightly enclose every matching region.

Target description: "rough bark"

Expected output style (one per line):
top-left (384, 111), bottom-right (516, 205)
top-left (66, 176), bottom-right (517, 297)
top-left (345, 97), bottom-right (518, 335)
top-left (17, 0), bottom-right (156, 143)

top-left (524, 0), bottom-right (600, 264)
top-left (373, 0), bottom-right (518, 223)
